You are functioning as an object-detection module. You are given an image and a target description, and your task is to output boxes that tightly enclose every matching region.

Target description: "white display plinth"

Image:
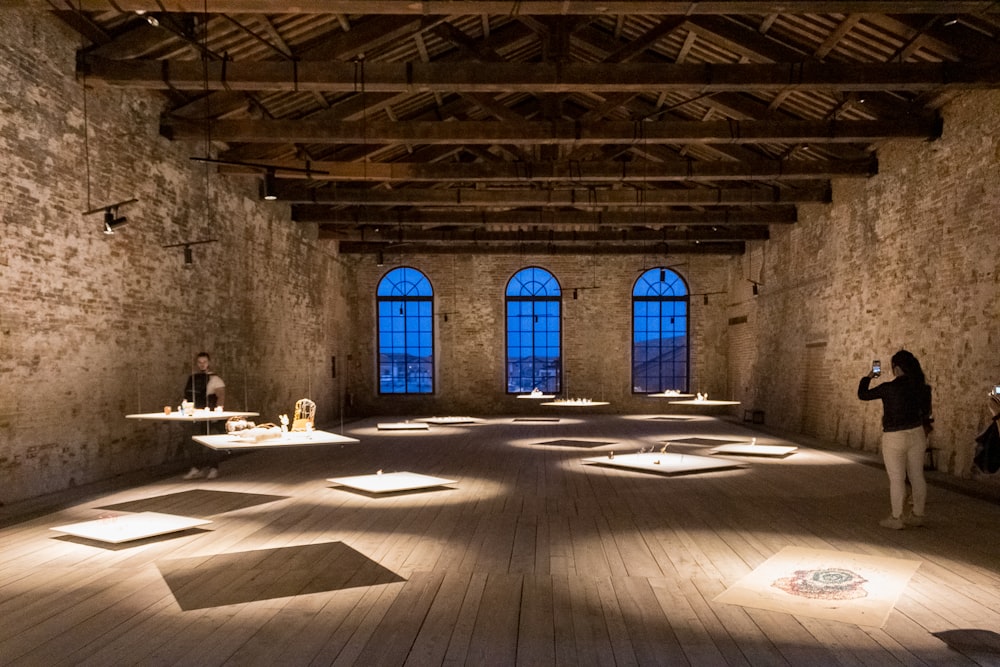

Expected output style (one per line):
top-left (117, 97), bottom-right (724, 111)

top-left (517, 393), bottom-right (555, 400)
top-left (377, 422), bottom-right (430, 431)
top-left (192, 430), bottom-right (359, 450)
top-left (712, 443), bottom-right (798, 457)
top-left (328, 471), bottom-right (456, 493)
top-left (51, 511), bottom-right (211, 543)
top-left (581, 451), bottom-right (745, 476)
top-left (416, 416), bottom-right (486, 425)
top-left (667, 399), bottom-right (741, 406)
top-left (647, 392), bottom-right (695, 399)
top-left (126, 410), bottom-right (259, 422)
top-left (541, 400), bottom-right (610, 407)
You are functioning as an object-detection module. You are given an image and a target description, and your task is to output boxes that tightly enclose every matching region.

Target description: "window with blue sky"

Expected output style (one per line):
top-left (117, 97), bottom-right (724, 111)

top-left (506, 267), bottom-right (561, 394)
top-left (377, 267), bottom-right (433, 394)
top-left (632, 268), bottom-right (689, 393)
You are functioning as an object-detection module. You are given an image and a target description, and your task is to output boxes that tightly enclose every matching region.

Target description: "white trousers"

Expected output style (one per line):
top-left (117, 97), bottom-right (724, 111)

top-left (881, 426), bottom-right (927, 518)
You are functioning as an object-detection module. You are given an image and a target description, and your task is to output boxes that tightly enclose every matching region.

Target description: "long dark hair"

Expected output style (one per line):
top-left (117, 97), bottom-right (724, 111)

top-left (891, 349), bottom-right (926, 385)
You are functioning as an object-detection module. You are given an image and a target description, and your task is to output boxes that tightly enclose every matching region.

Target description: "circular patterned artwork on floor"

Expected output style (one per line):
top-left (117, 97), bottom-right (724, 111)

top-left (772, 568), bottom-right (869, 600)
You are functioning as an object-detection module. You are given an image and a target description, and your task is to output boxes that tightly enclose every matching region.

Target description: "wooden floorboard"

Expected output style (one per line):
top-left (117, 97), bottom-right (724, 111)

top-left (2, 414), bottom-right (1000, 666)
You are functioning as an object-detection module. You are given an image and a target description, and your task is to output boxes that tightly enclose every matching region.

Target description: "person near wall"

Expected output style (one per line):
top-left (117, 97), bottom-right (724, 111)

top-left (973, 395), bottom-right (1000, 476)
top-left (857, 349), bottom-right (933, 530)
top-left (182, 351), bottom-right (226, 480)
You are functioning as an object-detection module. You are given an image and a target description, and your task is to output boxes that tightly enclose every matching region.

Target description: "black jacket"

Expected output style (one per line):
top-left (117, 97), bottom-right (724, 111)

top-left (858, 375), bottom-right (932, 432)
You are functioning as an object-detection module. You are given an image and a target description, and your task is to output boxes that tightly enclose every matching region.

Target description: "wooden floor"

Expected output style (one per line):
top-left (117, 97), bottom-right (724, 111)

top-left (3, 413), bottom-right (1000, 666)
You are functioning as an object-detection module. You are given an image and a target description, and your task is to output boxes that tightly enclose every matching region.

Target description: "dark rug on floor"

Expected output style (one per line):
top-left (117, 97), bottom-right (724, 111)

top-left (159, 541), bottom-right (405, 610)
top-left (533, 439), bottom-right (616, 448)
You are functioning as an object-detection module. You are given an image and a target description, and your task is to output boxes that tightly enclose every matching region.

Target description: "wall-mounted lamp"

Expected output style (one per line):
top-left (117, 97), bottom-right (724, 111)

top-left (752, 282), bottom-right (760, 296)
top-left (83, 197), bottom-right (138, 235)
top-left (703, 294), bottom-right (709, 305)
top-left (659, 268), bottom-right (666, 282)
top-left (103, 207), bottom-right (128, 234)
top-left (376, 250), bottom-right (385, 266)
top-left (262, 170), bottom-right (278, 201)
top-left (162, 238), bottom-right (219, 265)
top-left (573, 288), bottom-right (579, 300)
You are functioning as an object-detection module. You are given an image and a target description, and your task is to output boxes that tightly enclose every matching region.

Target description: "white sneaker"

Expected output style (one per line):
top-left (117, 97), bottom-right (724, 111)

top-left (205, 468), bottom-right (219, 480)
top-left (182, 467), bottom-right (203, 480)
top-left (879, 516), bottom-right (905, 530)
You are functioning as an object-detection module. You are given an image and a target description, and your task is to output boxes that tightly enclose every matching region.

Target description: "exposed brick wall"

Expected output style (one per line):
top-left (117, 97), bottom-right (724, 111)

top-left (0, 12), bottom-right (346, 503)
top-left (341, 253), bottom-right (732, 417)
top-left (729, 90), bottom-right (1000, 475)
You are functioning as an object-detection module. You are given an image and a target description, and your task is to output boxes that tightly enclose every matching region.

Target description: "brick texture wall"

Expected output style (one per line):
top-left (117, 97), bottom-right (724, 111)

top-left (0, 13), bottom-right (346, 503)
top-left (341, 253), bottom-right (732, 417)
top-left (728, 90), bottom-right (1000, 475)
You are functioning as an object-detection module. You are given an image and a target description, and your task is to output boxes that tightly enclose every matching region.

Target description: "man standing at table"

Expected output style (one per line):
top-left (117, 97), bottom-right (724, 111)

top-left (182, 352), bottom-right (225, 479)
top-left (185, 351), bottom-right (225, 411)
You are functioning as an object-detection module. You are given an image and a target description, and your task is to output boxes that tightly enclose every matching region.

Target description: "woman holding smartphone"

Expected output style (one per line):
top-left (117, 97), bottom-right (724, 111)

top-left (857, 350), bottom-right (933, 529)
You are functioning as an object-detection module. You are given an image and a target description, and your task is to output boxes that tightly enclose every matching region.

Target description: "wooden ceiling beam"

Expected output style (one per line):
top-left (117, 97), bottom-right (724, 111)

top-left (20, 2), bottom-right (1000, 16)
top-left (84, 58), bottom-right (1000, 93)
top-left (274, 182), bottom-right (830, 206)
top-left (224, 157), bottom-right (875, 182)
top-left (320, 226), bottom-right (770, 242)
top-left (337, 240), bottom-right (745, 256)
top-left (163, 117), bottom-right (940, 144)
top-left (293, 206), bottom-right (798, 226)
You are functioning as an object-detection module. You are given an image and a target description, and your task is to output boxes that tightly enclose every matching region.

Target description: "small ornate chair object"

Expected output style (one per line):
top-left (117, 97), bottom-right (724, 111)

top-left (292, 398), bottom-right (316, 432)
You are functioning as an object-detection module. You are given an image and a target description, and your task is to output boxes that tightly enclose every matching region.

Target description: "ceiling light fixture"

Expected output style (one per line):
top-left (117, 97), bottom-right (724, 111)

top-left (263, 170), bottom-right (278, 200)
top-left (162, 238), bottom-right (219, 265)
top-left (103, 207), bottom-right (128, 234)
top-left (83, 197), bottom-right (137, 235)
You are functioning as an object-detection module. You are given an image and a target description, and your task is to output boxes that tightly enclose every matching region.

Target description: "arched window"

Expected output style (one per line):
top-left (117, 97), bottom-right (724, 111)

top-left (506, 267), bottom-right (561, 394)
top-left (632, 267), bottom-right (689, 393)
top-left (377, 267), bottom-right (433, 394)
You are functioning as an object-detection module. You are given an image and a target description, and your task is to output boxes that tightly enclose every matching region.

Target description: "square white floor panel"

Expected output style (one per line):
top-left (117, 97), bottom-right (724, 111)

top-left (416, 417), bottom-right (486, 425)
top-left (377, 422), bottom-right (430, 431)
top-left (328, 471), bottom-right (456, 493)
top-left (51, 511), bottom-right (211, 543)
top-left (581, 451), bottom-right (745, 476)
top-left (712, 443), bottom-right (799, 457)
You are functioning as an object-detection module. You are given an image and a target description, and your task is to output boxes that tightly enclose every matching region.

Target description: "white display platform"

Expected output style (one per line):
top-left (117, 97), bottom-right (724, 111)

top-left (51, 511), bottom-right (211, 543)
top-left (377, 422), bottom-right (430, 431)
top-left (668, 399), bottom-right (741, 406)
top-left (541, 400), bottom-right (611, 406)
top-left (416, 416), bottom-right (486, 425)
top-left (647, 392), bottom-right (695, 399)
top-left (328, 471), bottom-right (456, 493)
top-left (192, 430), bottom-right (360, 450)
top-left (712, 443), bottom-right (798, 457)
top-left (517, 393), bottom-right (555, 400)
top-left (126, 410), bottom-right (259, 422)
top-left (581, 451), bottom-right (745, 476)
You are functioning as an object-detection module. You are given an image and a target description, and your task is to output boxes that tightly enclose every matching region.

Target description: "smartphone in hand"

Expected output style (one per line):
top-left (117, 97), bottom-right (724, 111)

top-left (872, 360), bottom-right (881, 378)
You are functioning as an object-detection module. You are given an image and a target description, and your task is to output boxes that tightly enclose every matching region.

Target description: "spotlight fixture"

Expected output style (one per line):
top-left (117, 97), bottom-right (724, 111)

top-left (263, 171), bottom-right (278, 201)
top-left (103, 208), bottom-right (128, 234)
top-left (943, 16), bottom-right (959, 26)
top-left (162, 238), bottom-right (219, 265)
top-left (83, 197), bottom-right (138, 235)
